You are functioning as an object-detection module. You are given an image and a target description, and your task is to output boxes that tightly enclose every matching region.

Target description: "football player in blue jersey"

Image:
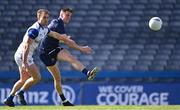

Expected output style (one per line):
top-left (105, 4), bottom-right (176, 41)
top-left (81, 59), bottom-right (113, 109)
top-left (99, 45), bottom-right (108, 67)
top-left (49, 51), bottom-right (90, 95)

top-left (39, 7), bottom-right (99, 106)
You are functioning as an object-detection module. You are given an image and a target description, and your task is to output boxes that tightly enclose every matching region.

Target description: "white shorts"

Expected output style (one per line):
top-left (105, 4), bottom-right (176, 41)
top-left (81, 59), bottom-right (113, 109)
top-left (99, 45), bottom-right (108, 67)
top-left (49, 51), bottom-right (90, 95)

top-left (14, 51), bottom-right (34, 67)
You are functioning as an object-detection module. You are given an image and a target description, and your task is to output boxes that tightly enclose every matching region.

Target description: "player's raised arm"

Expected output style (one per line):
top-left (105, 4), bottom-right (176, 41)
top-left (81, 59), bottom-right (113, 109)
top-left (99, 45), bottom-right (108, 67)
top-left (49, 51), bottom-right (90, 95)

top-left (47, 31), bottom-right (70, 43)
top-left (47, 31), bottom-right (92, 54)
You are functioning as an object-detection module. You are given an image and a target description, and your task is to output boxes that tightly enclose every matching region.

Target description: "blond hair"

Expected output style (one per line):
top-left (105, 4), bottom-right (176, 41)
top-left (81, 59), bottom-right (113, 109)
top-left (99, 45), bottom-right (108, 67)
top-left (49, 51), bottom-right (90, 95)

top-left (37, 9), bottom-right (49, 19)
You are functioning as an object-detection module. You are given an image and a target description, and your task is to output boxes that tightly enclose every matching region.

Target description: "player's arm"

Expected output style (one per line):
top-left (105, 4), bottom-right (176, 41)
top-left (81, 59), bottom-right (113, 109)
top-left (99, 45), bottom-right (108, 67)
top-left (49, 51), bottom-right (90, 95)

top-left (48, 31), bottom-right (92, 54)
top-left (48, 31), bottom-right (82, 50)
top-left (65, 39), bottom-right (92, 54)
top-left (22, 38), bottom-right (33, 65)
top-left (22, 29), bottom-right (38, 69)
top-left (59, 34), bottom-right (71, 43)
top-left (47, 31), bottom-right (72, 43)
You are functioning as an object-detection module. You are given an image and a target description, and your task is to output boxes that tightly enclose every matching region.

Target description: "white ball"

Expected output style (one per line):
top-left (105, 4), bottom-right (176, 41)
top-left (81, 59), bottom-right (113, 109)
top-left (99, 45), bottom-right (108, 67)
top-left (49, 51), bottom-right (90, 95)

top-left (149, 17), bottom-right (163, 31)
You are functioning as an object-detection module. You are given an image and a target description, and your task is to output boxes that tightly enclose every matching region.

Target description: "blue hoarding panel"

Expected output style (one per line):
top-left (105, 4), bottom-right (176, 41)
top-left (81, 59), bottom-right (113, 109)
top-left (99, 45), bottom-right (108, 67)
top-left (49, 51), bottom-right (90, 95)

top-left (82, 83), bottom-right (180, 105)
top-left (0, 83), bottom-right (81, 105)
top-left (1, 83), bottom-right (180, 105)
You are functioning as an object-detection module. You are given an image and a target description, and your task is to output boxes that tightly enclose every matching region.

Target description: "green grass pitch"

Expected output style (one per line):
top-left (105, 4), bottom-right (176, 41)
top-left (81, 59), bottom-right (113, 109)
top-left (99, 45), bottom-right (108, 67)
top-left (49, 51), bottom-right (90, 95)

top-left (0, 105), bottom-right (180, 110)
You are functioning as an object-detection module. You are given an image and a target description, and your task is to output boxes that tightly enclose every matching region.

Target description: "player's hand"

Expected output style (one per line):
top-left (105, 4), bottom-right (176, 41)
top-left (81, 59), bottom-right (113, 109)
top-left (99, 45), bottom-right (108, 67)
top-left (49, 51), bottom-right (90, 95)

top-left (22, 62), bottom-right (29, 73)
top-left (80, 46), bottom-right (92, 54)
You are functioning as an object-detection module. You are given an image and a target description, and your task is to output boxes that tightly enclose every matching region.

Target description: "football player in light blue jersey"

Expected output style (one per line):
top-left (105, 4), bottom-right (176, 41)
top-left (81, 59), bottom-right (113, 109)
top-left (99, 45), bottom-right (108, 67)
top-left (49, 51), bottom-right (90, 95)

top-left (3, 9), bottom-right (82, 107)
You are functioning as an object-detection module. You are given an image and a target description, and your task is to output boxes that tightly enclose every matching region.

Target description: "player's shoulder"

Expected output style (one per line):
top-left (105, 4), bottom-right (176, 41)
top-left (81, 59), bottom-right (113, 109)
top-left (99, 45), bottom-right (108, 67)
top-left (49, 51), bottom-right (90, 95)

top-left (51, 19), bottom-right (59, 24)
top-left (57, 18), bottom-right (64, 24)
top-left (48, 19), bottom-right (60, 28)
top-left (29, 22), bottom-right (41, 30)
top-left (52, 18), bottom-right (63, 25)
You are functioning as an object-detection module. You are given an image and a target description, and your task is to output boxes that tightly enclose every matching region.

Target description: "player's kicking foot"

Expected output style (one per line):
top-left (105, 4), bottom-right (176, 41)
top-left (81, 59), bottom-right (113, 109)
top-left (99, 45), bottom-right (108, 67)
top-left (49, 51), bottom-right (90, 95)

top-left (17, 91), bottom-right (27, 105)
top-left (62, 100), bottom-right (74, 106)
top-left (3, 98), bottom-right (15, 107)
top-left (88, 67), bottom-right (99, 80)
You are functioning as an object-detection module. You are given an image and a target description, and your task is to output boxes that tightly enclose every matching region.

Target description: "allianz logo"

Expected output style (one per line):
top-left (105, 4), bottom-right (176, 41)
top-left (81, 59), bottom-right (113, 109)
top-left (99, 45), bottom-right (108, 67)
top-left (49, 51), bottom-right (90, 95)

top-left (0, 85), bottom-right (75, 105)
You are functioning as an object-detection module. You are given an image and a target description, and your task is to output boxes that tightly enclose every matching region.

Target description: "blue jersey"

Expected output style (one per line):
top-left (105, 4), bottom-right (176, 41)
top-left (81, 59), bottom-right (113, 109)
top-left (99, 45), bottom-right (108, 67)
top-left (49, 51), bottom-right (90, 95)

top-left (39, 18), bottom-right (65, 52)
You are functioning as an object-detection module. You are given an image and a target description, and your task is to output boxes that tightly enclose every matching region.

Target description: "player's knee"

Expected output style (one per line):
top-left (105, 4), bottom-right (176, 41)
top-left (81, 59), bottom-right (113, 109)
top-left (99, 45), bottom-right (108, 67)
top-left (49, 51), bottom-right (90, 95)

top-left (20, 76), bottom-right (29, 82)
top-left (18, 79), bottom-right (26, 84)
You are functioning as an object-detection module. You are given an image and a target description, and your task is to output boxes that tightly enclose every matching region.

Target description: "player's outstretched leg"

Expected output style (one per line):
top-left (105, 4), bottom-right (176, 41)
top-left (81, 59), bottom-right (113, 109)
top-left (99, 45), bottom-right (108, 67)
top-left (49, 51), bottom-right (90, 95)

top-left (16, 90), bottom-right (27, 105)
top-left (87, 67), bottom-right (99, 80)
top-left (57, 49), bottom-right (99, 80)
top-left (3, 95), bottom-right (15, 107)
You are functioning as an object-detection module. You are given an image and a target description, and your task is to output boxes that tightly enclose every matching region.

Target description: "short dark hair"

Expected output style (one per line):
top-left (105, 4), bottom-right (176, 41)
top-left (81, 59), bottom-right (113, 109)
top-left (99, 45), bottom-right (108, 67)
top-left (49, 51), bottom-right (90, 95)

top-left (61, 7), bottom-right (73, 13)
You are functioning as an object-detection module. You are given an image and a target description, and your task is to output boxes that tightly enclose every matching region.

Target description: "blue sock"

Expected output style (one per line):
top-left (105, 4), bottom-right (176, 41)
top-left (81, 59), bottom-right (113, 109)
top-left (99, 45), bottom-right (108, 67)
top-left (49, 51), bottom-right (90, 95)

top-left (18, 90), bottom-right (24, 95)
top-left (82, 68), bottom-right (89, 76)
top-left (60, 94), bottom-right (66, 102)
top-left (8, 95), bottom-right (14, 100)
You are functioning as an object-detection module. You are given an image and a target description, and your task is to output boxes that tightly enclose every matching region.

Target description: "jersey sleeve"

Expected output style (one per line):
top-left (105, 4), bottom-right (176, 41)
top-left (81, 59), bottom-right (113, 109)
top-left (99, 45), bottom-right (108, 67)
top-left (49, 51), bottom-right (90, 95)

top-left (48, 20), bottom-right (58, 31)
top-left (27, 28), bottom-right (39, 39)
top-left (48, 20), bottom-right (62, 33)
top-left (48, 19), bottom-right (65, 34)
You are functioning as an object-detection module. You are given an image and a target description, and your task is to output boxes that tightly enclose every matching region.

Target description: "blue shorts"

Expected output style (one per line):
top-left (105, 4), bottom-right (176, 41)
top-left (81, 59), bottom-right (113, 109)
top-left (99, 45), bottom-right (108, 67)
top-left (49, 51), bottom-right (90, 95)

top-left (39, 47), bottom-right (63, 66)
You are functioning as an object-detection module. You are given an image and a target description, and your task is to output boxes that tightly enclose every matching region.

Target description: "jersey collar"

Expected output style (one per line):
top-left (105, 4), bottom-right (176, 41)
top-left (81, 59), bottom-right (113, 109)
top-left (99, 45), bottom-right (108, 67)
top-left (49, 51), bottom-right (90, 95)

top-left (38, 22), bottom-right (44, 29)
